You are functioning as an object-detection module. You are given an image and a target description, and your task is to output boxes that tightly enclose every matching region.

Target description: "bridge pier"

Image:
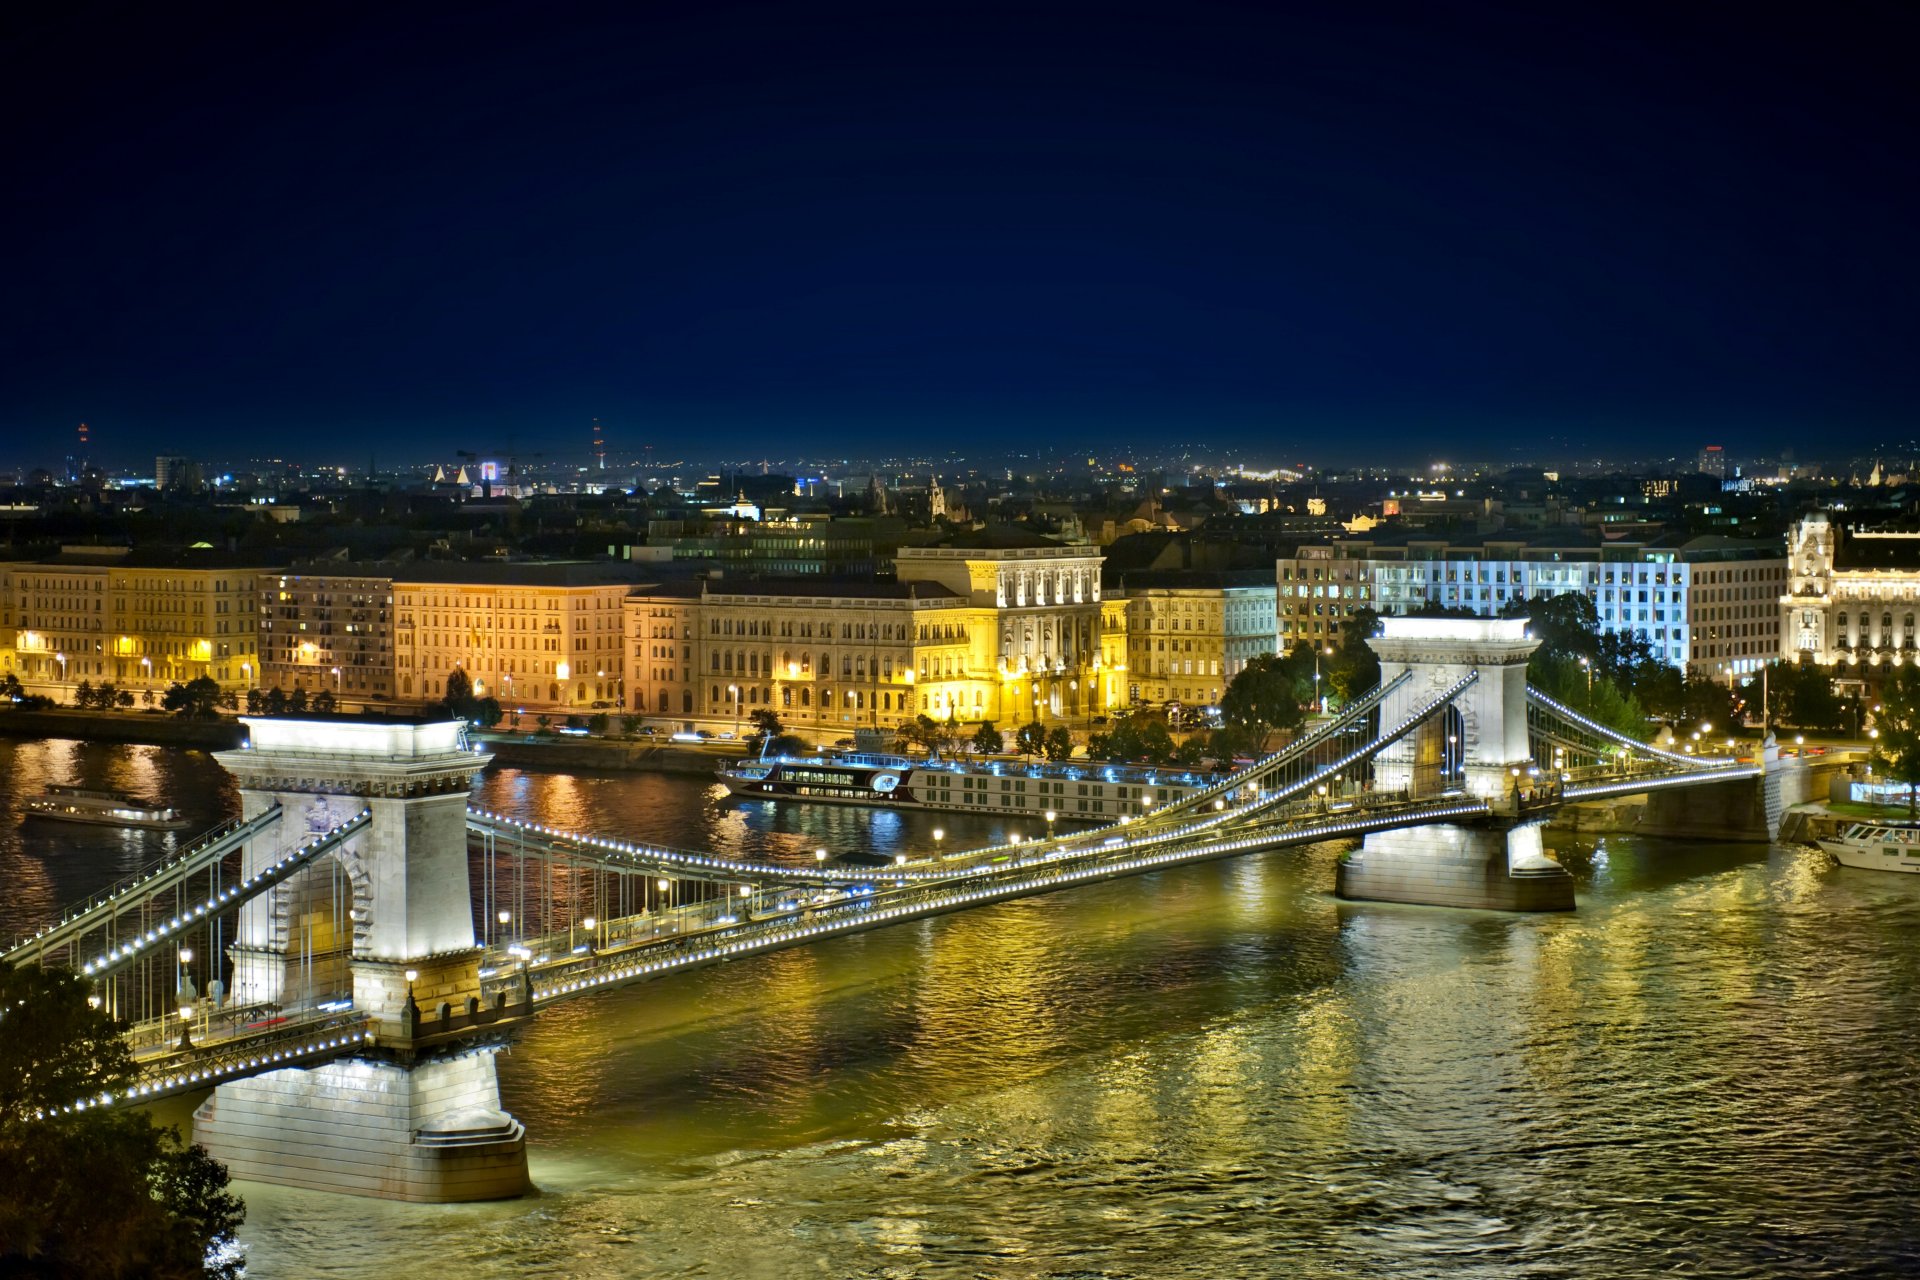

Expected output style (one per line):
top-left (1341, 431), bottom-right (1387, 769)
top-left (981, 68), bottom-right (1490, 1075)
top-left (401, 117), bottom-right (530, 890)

top-left (192, 1049), bottom-right (529, 1202)
top-left (1338, 617), bottom-right (1576, 911)
top-left (193, 717), bottom-right (532, 1203)
top-left (1338, 820), bottom-right (1574, 911)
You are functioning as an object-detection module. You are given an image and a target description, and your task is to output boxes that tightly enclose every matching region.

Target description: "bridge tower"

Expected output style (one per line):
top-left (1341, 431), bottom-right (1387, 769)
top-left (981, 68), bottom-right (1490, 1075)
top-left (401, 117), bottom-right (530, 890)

top-left (1338, 617), bottom-right (1575, 911)
top-left (192, 717), bottom-right (530, 1202)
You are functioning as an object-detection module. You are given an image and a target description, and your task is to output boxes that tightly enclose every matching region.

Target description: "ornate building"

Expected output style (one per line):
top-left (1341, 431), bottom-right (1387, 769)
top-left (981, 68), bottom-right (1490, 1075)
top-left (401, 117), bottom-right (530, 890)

top-left (1779, 514), bottom-right (1920, 668)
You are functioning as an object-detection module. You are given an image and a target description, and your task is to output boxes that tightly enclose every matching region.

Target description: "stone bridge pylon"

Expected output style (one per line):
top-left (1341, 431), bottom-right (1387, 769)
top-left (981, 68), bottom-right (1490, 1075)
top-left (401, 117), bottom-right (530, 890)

top-left (193, 718), bottom-right (530, 1202)
top-left (1337, 617), bottom-right (1575, 911)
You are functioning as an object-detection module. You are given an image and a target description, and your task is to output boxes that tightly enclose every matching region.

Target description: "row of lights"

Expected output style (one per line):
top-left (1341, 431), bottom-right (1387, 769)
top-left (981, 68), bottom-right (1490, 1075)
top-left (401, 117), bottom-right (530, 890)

top-left (80, 811), bottom-right (369, 975)
top-left (530, 799), bottom-right (1492, 1007)
top-left (7, 805), bottom-right (283, 959)
top-left (64, 1028), bottom-right (377, 1113)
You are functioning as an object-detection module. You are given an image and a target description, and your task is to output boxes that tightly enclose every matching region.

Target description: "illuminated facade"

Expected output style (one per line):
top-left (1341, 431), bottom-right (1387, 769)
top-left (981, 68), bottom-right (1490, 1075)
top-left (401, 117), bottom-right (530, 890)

top-left (1779, 514), bottom-right (1920, 668)
top-left (259, 566), bottom-right (397, 705)
top-left (6, 548), bottom-right (265, 698)
top-left (393, 563), bottom-right (633, 714)
top-left (624, 537), bottom-right (1128, 737)
top-left (1120, 571), bottom-right (1278, 707)
top-left (895, 537), bottom-right (1108, 725)
top-left (1279, 532), bottom-right (1786, 678)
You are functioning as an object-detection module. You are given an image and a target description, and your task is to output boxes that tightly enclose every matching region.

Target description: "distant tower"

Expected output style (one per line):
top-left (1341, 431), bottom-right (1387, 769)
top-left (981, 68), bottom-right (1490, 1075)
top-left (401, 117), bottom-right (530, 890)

top-left (74, 422), bottom-right (90, 480)
top-left (868, 473), bottom-right (890, 515)
top-left (928, 475), bottom-right (947, 520)
top-left (592, 418), bottom-right (606, 471)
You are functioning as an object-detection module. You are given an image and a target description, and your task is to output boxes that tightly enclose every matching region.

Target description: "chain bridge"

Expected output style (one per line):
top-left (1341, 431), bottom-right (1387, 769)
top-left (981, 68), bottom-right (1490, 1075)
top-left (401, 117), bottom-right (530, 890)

top-left (5, 617), bottom-right (1770, 1202)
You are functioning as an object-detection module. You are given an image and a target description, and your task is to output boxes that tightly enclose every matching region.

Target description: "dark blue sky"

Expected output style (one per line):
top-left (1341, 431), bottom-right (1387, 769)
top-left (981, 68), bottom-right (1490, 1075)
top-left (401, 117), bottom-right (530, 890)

top-left (3, 2), bottom-right (1915, 467)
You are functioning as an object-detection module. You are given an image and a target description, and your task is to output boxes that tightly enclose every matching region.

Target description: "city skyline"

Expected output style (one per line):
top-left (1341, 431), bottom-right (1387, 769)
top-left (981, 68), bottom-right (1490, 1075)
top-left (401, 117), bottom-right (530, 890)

top-left (5, 4), bottom-right (1917, 462)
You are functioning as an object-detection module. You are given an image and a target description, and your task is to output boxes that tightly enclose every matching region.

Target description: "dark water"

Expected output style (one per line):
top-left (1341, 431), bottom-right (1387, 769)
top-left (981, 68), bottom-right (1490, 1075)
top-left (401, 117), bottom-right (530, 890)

top-left (5, 741), bottom-right (1918, 1278)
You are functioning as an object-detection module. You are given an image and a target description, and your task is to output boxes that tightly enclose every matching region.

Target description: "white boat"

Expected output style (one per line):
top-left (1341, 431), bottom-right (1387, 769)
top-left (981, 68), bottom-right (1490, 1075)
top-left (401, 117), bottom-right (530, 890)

top-left (718, 751), bottom-right (1212, 821)
top-left (1817, 821), bottom-right (1920, 874)
top-left (23, 784), bottom-right (193, 831)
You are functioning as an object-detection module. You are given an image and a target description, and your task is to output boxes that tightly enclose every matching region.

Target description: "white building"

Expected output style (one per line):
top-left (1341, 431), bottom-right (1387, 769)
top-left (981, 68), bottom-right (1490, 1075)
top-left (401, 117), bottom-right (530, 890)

top-left (1780, 513), bottom-right (1920, 668)
top-left (1278, 531), bottom-right (1786, 679)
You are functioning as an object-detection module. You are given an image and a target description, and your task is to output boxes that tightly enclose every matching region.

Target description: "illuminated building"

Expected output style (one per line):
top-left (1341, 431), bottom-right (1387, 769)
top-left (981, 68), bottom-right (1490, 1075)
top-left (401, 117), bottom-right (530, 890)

top-left (259, 566), bottom-right (397, 705)
top-left (1118, 570), bottom-right (1277, 708)
top-left (393, 562), bottom-right (633, 713)
top-left (1279, 531), bottom-right (1786, 678)
top-left (5, 547), bottom-right (267, 697)
top-left (1780, 514), bottom-right (1920, 669)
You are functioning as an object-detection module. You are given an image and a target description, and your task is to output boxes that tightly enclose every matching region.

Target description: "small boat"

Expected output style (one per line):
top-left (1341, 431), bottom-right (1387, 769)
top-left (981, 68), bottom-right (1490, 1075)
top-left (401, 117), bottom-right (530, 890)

top-left (1818, 821), bottom-right (1920, 874)
top-left (23, 784), bottom-right (193, 831)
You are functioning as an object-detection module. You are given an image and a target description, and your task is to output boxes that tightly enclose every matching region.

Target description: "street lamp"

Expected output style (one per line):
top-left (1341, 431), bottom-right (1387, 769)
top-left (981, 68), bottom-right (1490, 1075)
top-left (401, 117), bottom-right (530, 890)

top-left (55, 652), bottom-right (66, 684)
top-left (331, 666), bottom-right (342, 692)
top-left (656, 877), bottom-right (672, 914)
top-left (496, 909), bottom-right (511, 946)
top-left (728, 683), bottom-right (740, 737)
top-left (582, 915), bottom-right (597, 953)
top-left (1044, 809), bottom-right (1057, 839)
top-left (1578, 655), bottom-right (1592, 695)
top-left (814, 848), bottom-right (828, 863)
top-left (932, 828), bottom-right (944, 857)
top-left (1314, 644), bottom-right (1333, 714)
top-left (140, 656), bottom-right (152, 683)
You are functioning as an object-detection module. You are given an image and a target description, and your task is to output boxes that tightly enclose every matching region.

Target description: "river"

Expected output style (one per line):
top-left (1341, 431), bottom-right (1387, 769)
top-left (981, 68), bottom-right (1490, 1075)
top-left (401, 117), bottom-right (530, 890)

top-left (3, 738), bottom-right (1917, 1278)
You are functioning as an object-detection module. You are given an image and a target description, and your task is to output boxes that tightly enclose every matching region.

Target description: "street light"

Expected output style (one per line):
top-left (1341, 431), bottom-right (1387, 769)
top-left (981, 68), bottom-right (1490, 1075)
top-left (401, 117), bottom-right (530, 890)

top-left (728, 683), bottom-right (740, 737)
top-left (656, 878), bottom-right (672, 914)
top-left (814, 848), bottom-right (828, 863)
top-left (331, 666), bottom-right (342, 693)
top-left (932, 828), bottom-right (944, 857)
top-left (1578, 655), bottom-right (1592, 695)
top-left (1044, 809), bottom-right (1057, 839)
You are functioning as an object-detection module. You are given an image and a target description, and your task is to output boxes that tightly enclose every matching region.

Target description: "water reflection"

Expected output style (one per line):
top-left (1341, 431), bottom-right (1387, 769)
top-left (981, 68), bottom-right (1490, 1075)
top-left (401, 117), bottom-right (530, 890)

top-left (7, 748), bottom-right (1920, 1277)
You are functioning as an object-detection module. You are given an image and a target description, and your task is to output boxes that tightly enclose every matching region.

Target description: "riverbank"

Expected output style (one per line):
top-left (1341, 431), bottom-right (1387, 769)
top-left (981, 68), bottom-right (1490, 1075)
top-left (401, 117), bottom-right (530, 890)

top-left (476, 733), bottom-right (746, 776)
top-left (0, 709), bottom-right (243, 750)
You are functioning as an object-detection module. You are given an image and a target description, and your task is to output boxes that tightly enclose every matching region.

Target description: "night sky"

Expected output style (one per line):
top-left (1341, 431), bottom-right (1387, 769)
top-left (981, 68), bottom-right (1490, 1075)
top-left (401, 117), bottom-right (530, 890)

top-left (3, 2), bottom-right (1916, 466)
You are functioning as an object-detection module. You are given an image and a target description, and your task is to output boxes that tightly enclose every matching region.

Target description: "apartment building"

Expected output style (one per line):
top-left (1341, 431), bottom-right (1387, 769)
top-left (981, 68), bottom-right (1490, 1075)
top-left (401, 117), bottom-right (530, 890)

top-left (1278, 531), bottom-right (1787, 678)
top-left (1118, 569), bottom-right (1278, 707)
top-left (7, 547), bottom-right (269, 698)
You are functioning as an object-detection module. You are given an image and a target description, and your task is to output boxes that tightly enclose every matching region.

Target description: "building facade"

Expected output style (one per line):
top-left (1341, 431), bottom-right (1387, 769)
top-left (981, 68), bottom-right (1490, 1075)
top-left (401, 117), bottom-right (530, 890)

top-left (393, 563), bottom-right (635, 714)
top-left (7, 548), bottom-right (266, 699)
top-left (1119, 570), bottom-right (1278, 708)
top-left (1278, 532), bottom-right (1787, 679)
top-left (1779, 514), bottom-right (1920, 669)
top-left (259, 566), bottom-right (399, 706)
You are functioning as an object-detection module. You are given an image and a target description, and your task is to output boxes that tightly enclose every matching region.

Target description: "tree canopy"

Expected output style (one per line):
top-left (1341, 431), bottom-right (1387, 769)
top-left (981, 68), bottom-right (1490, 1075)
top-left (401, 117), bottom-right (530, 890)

top-left (0, 967), bottom-right (243, 1278)
top-left (1219, 653), bottom-right (1306, 752)
top-left (1872, 664), bottom-right (1920, 816)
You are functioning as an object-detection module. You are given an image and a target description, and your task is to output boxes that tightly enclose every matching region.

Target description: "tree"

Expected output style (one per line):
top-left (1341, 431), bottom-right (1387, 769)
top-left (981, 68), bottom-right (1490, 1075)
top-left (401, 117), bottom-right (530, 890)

top-left (0, 967), bottom-right (244, 1278)
top-left (444, 668), bottom-right (473, 706)
top-left (620, 715), bottom-right (643, 737)
top-left (1324, 606), bottom-right (1383, 705)
top-left (1770, 661), bottom-right (1850, 734)
top-left (74, 679), bottom-right (95, 708)
top-left (1173, 734), bottom-right (1209, 766)
top-left (310, 689), bottom-right (338, 714)
top-left (744, 708), bottom-right (783, 752)
top-left (262, 687), bottom-right (287, 715)
top-left (161, 676), bottom-right (222, 720)
top-left (588, 712), bottom-right (611, 735)
top-left (1220, 653), bottom-right (1306, 752)
top-left (285, 687), bottom-right (308, 714)
top-left (0, 673), bottom-right (23, 704)
top-left (1016, 720), bottom-right (1047, 757)
top-left (1873, 664), bottom-right (1920, 816)
top-left (971, 721), bottom-right (1004, 755)
top-left (473, 697), bottom-right (504, 729)
top-left (1136, 720), bottom-right (1176, 764)
top-left (1043, 726), bottom-right (1074, 761)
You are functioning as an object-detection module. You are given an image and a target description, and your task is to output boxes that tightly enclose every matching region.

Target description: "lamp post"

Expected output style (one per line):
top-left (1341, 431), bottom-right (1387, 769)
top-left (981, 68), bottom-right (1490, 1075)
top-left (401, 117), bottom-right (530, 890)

top-left (1313, 644), bottom-right (1333, 714)
top-left (55, 652), bottom-right (66, 687)
top-left (1045, 809), bottom-right (1057, 840)
top-left (656, 877), bottom-right (672, 921)
top-left (496, 909), bottom-right (510, 947)
top-left (728, 683), bottom-right (740, 737)
top-left (331, 666), bottom-right (342, 693)
top-left (404, 968), bottom-right (420, 1026)
top-left (140, 655), bottom-right (152, 686)
top-left (582, 915), bottom-right (597, 954)
top-left (932, 827), bottom-right (944, 858)
top-left (1578, 655), bottom-right (1592, 696)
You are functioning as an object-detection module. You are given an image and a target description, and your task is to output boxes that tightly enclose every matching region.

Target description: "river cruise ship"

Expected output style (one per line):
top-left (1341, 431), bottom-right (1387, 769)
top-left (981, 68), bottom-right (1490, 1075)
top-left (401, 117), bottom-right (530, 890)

top-left (718, 751), bottom-right (1213, 821)
top-left (24, 784), bottom-right (193, 831)
top-left (1817, 821), bottom-right (1920, 875)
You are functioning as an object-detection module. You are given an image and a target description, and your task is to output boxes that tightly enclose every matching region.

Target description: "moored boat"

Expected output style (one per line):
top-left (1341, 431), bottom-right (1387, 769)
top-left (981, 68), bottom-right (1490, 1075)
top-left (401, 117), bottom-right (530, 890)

top-left (718, 750), bottom-right (1210, 820)
top-left (23, 784), bottom-right (193, 831)
top-left (1817, 820), bottom-right (1920, 874)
